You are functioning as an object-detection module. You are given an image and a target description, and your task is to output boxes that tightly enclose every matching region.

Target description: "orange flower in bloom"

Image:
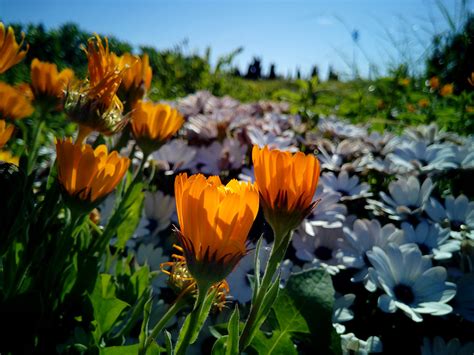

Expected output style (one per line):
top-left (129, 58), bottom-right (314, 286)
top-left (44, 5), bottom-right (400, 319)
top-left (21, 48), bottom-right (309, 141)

top-left (174, 173), bottom-right (259, 288)
top-left (131, 101), bottom-right (184, 154)
top-left (64, 35), bottom-right (125, 138)
top-left (0, 82), bottom-right (34, 121)
top-left (55, 138), bottom-right (130, 210)
top-left (0, 23), bottom-right (28, 74)
top-left (0, 120), bottom-right (14, 148)
top-left (112, 53), bottom-right (152, 111)
top-left (30, 58), bottom-right (74, 109)
top-left (440, 84), bottom-right (454, 97)
top-left (429, 76), bottom-right (440, 90)
top-left (252, 145), bottom-right (320, 240)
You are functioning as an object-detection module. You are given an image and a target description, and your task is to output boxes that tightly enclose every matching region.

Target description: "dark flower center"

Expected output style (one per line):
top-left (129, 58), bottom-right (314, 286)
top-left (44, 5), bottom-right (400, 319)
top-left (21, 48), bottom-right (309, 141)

top-left (418, 243), bottom-right (430, 255)
top-left (315, 246), bottom-right (333, 261)
top-left (394, 284), bottom-right (415, 304)
top-left (450, 220), bottom-right (464, 232)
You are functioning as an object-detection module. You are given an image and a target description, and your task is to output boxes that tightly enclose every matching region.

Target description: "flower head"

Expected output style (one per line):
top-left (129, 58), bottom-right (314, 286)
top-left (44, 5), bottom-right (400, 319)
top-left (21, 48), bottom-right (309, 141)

top-left (30, 58), bottom-right (74, 110)
top-left (55, 138), bottom-right (130, 212)
top-left (0, 120), bottom-right (15, 148)
top-left (428, 76), bottom-right (440, 90)
top-left (0, 82), bottom-right (34, 121)
top-left (252, 145), bottom-right (320, 239)
top-left (64, 35), bottom-right (126, 137)
top-left (174, 173), bottom-right (259, 289)
top-left (0, 23), bottom-right (28, 74)
top-left (112, 53), bottom-right (152, 111)
top-left (0, 150), bottom-right (19, 165)
top-left (440, 84), bottom-right (454, 97)
top-left (131, 101), bottom-right (184, 154)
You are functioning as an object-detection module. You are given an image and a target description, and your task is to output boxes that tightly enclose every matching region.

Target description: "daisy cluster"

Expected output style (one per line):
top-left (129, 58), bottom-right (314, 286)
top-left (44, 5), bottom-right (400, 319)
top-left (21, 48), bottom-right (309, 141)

top-left (103, 91), bottom-right (473, 353)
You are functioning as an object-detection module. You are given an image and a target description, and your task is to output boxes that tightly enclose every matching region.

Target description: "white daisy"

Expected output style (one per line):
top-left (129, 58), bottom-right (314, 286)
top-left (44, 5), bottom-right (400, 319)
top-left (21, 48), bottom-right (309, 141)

top-left (367, 243), bottom-right (456, 322)
top-left (342, 219), bottom-right (404, 288)
top-left (401, 221), bottom-right (460, 260)
top-left (143, 191), bottom-right (175, 236)
top-left (368, 176), bottom-right (433, 221)
top-left (425, 195), bottom-right (474, 239)
top-left (320, 171), bottom-right (371, 201)
top-left (292, 225), bottom-right (348, 275)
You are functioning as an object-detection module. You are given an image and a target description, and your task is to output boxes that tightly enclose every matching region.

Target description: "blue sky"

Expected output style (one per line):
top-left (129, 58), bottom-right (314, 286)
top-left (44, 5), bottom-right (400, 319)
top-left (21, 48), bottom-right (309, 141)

top-left (1, 0), bottom-right (472, 79)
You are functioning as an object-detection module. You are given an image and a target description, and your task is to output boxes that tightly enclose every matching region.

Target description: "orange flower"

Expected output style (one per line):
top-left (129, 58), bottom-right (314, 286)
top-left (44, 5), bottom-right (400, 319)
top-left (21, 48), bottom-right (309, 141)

top-left (0, 120), bottom-right (14, 148)
top-left (406, 103), bottom-right (416, 113)
top-left (0, 82), bottom-right (34, 121)
top-left (30, 58), bottom-right (74, 109)
top-left (55, 138), bottom-right (130, 210)
top-left (64, 35), bottom-right (125, 138)
top-left (440, 84), bottom-right (453, 97)
top-left (399, 78), bottom-right (410, 87)
top-left (0, 150), bottom-right (19, 165)
top-left (469, 72), bottom-right (474, 86)
top-left (0, 23), bottom-right (28, 74)
top-left (112, 53), bottom-right (152, 111)
top-left (252, 145), bottom-right (320, 240)
top-left (429, 76), bottom-right (440, 90)
top-left (174, 173), bottom-right (259, 288)
top-left (131, 101), bottom-right (184, 154)
top-left (418, 98), bottom-right (429, 108)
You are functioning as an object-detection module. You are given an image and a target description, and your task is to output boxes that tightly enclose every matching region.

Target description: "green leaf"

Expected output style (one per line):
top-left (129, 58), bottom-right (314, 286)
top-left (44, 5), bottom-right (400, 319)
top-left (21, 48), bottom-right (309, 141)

top-left (246, 273), bottom-right (280, 346)
top-left (268, 290), bottom-right (310, 335)
top-left (138, 292), bottom-right (154, 349)
top-left (101, 180), bottom-right (144, 252)
top-left (251, 330), bottom-right (297, 355)
top-left (285, 267), bottom-right (341, 355)
top-left (89, 274), bottom-right (130, 340)
top-left (101, 344), bottom-right (140, 355)
top-left (175, 288), bottom-right (218, 352)
top-left (211, 336), bottom-right (227, 355)
top-left (226, 306), bottom-right (240, 355)
top-left (164, 330), bottom-right (173, 355)
top-left (249, 288), bottom-right (309, 354)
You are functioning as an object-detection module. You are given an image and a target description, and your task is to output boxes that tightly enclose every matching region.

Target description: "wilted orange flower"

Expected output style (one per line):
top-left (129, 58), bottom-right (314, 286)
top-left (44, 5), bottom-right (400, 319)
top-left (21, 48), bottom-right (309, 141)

top-left (429, 76), bottom-right (440, 90)
top-left (252, 145), bottom-right (320, 240)
top-left (418, 98), bottom-right (429, 108)
top-left (55, 138), bottom-right (130, 209)
top-left (406, 104), bottom-right (416, 113)
top-left (64, 35), bottom-right (125, 138)
top-left (112, 53), bottom-right (152, 111)
top-left (0, 23), bottom-right (28, 74)
top-left (440, 84), bottom-right (453, 97)
top-left (469, 72), bottom-right (474, 86)
top-left (131, 101), bottom-right (184, 154)
top-left (0, 82), bottom-right (34, 121)
top-left (0, 150), bottom-right (19, 165)
top-left (174, 173), bottom-right (259, 288)
top-left (0, 120), bottom-right (14, 148)
top-left (30, 58), bottom-right (74, 108)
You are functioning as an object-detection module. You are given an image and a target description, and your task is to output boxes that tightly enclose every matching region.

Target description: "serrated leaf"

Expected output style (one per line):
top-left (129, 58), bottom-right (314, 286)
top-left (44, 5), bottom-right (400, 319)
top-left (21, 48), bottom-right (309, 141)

top-left (285, 267), bottom-right (341, 355)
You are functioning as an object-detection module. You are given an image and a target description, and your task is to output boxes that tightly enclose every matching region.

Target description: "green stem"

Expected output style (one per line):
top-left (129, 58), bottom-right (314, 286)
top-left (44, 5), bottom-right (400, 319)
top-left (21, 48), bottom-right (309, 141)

top-left (239, 232), bottom-right (291, 352)
top-left (140, 293), bottom-right (189, 355)
top-left (26, 120), bottom-right (46, 175)
top-left (175, 285), bottom-right (209, 355)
